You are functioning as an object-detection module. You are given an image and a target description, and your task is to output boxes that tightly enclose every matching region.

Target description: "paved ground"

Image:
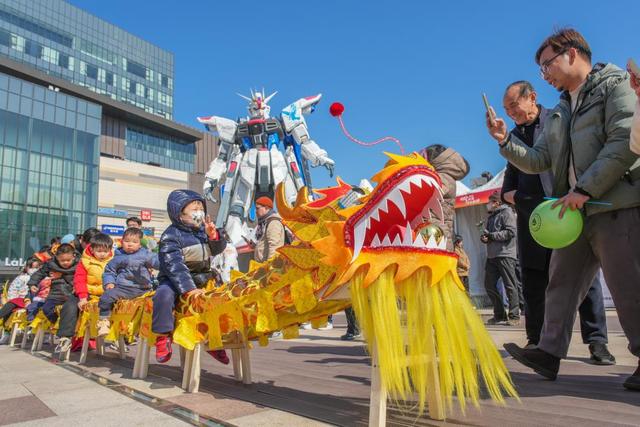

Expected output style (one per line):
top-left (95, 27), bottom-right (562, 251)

top-left (0, 345), bottom-right (189, 426)
top-left (1, 310), bottom-right (638, 426)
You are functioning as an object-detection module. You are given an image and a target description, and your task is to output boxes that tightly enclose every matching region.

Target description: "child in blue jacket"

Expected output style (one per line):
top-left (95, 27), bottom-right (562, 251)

top-left (152, 189), bottom-right (227, 364)
top-left (96, 227), bottom-right (159, 337)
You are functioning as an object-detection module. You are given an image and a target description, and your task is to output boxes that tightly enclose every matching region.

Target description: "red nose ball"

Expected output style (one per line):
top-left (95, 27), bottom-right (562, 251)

top-left (329, 102), bottom-right (345, 117)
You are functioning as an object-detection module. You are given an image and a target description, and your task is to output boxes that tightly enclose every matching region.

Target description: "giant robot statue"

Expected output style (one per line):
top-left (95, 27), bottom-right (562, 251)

top-left (198, 90), bottom-right (335, 246)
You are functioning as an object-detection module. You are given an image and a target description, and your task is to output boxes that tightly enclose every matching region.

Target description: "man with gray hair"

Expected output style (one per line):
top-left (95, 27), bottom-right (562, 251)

top-left (500, 80), bottom-right (613, 364)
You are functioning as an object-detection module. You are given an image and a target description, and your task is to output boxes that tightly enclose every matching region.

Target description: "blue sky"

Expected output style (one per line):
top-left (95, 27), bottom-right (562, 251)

top-left (73, 0), bottom-right (640, 189)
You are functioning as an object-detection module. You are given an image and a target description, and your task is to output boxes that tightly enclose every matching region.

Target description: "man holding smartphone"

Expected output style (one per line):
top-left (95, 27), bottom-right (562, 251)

top-left (499, 80), bottom-right (613, 364)
top-left (486, 28), bottom-right (640, 391)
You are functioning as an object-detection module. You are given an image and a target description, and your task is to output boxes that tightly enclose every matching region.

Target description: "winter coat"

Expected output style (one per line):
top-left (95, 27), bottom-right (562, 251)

top-left (6, 273), bottom-right (30, 300)
top-left (454, 245), bottom-right (470, 277)
top-left (158, 189), bottom-right (226, 294)
top-left (501, 106), bottom-right (553, 271)
top-left (254, 211), bottom-right (285, 262)
top-left (420, 147), bottom-right (469, 250)
top-left (500, 63), bottom-right (640, 216)
top-left (102, 247), bottom-right (158, 293)
top-left (74, 246), bottom-right (114, 299)
top-left (28, 257), bottom-right (78, 300)
top-left (484, 205), bottom-right (517, 260)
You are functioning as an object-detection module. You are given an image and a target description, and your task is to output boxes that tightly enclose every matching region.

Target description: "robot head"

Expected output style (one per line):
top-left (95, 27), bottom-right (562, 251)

top-left (238, 89), bottom-right (277, 119)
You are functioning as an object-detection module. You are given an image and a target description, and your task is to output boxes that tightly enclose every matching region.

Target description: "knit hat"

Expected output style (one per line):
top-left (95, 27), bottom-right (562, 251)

top-left (255, 196), bottom-right (273, 209)
top-left (61, 234), bottom-right (75, 244)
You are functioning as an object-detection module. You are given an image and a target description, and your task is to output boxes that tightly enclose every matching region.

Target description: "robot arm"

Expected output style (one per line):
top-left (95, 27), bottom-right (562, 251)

top-left (281, 94), bottom-right (335, 176)
top-left (197, 115), bottom-right (239, 201)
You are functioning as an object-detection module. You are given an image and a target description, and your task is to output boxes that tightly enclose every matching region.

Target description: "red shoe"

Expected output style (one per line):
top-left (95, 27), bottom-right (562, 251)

top-left (70, 337), bottom-right (83, 352)
top-left (70, 337), bottom-right (98, 352)
top-left (207, 349), bottom-right (229, 365)
top-left (155, 335), bottom-right (173, 363)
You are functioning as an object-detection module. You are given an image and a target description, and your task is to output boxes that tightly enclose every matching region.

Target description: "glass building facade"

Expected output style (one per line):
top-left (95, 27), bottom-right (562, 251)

top-left (0, 71), bottom-right (101, 260)
top-left (126, 127), bottom-right (195, 173)
top-left (0, 0), bottom-right (174, 119)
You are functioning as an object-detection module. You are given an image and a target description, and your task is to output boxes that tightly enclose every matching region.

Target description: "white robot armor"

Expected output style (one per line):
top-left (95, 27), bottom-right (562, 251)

top-left (198, 89), bottom-right (335, 246)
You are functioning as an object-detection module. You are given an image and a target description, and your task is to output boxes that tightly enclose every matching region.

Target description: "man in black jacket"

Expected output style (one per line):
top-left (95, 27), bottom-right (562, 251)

top-left (500, 80), bottom-right (614, 363)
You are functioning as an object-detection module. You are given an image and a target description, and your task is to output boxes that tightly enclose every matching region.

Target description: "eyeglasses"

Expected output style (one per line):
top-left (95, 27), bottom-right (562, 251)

top-left (539, 49), bottom-right (567, 77)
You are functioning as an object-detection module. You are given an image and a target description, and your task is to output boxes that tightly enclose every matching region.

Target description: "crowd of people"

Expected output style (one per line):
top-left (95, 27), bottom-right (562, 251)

top-left (1, 26), bottom-right (638, 397)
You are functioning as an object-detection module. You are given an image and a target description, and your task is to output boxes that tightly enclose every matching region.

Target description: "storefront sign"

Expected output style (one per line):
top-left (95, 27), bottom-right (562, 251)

top-left (101, 224), bottom-right (126, 235)
top-left (140, 209), bottom-right (152, 221)
top-left (98, 207), bottom-right (129, 218)
top-left (3, 258), bottom-right (26, 267)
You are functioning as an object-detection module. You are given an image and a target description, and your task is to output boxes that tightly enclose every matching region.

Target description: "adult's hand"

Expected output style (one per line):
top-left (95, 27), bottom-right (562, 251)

top-left (105, 283), bottom-right (115, 290)
top-left (551, 190), bottom-right (590, 219)
top-left (503, 190), bottom-right (516, 204)
top-left (485, 107), bottom-right (509, 142)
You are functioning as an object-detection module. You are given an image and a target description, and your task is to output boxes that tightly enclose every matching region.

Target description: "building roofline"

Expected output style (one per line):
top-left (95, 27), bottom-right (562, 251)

top-left (0, 55), bottom-right (201, 141)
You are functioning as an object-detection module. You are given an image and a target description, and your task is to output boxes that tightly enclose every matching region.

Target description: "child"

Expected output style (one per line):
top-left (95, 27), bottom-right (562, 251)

top-left (72, 232), bottom-right (113, 351)
top-left (97, 227), bottom-right (158, 336)
top-left (75, 233), bottom-right (114, 306)
top-left (26, 276), bottom-right (52, 321)
top-left (0, 258), bottom-right (41, 344)
top-left (152, 189), bottom-right (227, 364)
top-left (29, 243), bottom-right (79, 352)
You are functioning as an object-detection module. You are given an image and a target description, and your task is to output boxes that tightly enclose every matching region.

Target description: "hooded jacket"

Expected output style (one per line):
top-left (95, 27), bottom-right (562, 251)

top-left (500, 63), bottom-right (640, 216)
top-left (28, 256), bottom-right (78, 300)
top-left (158, 189), bottom-right (226, 294)
top-left (420, 146), bottom-right (469, 249)
top-left (73, 245), bottom-right (114, 299)
top-left (101, 247), bottom-right (158, 294)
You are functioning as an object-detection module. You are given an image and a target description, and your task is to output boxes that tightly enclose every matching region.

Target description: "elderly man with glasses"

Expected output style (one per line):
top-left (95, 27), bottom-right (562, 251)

top-left (486, 28), bottom-right (640, 391)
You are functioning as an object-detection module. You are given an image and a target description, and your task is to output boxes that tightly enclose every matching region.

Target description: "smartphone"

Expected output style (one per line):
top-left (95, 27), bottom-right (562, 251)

top-left (628, 58), bottom-right (640, 79)
top-left (482, 93), bottom-right (496, 124)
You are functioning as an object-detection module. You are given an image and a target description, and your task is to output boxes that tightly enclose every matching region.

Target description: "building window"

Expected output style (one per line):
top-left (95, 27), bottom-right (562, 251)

top-left (105, 71), bottom-right (115, 86)
top-left (86, 64), bottom-right (98, 80)
top-left (24, 40), bottom-right (42, 58)
top-left (126, 60), bottom-right (147, 79)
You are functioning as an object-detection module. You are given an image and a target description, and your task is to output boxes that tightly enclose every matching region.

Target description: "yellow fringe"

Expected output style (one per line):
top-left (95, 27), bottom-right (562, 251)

top-left (350, 266), bottom-right (518, 417)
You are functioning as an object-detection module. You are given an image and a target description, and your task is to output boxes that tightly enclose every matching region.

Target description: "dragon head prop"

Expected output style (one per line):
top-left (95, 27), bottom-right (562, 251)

top-left (168, 152), bottom-right (516, 418)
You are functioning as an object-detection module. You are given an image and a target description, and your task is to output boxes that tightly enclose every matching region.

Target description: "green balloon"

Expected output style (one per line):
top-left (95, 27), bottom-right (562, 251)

top-left (529, 200), bottom-right (583, 249)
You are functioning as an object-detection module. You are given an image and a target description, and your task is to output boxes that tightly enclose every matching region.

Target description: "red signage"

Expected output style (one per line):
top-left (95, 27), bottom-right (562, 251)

top-left (455, 188), bottom-right (500, 209)
top-left (140, 209), bottom-right (152, 221)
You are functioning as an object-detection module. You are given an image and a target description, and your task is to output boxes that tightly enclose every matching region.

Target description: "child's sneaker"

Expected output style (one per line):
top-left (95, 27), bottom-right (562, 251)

top-left (155, 335), bottom-right (173, 363)
top-left (207, 349), bottom-right (229, 365)
top-left (97, 319), bottom-right (111, 337)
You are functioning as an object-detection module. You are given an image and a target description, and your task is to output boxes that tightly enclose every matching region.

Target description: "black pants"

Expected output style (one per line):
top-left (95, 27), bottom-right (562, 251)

top-left (42, 295), bottom-right (79, 338)
top-left (345, 307), bottom-right (359, 335)
top-left (484, 257), bottom-right (520, 320)
top-left (522, 266), bottom-right (608, 345)
top-left (0, 302), bottom-right (18, 325)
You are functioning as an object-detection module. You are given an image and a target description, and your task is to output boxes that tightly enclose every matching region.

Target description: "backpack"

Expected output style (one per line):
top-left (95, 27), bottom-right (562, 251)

top-left (265, 216), bottom-right (294, 245)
